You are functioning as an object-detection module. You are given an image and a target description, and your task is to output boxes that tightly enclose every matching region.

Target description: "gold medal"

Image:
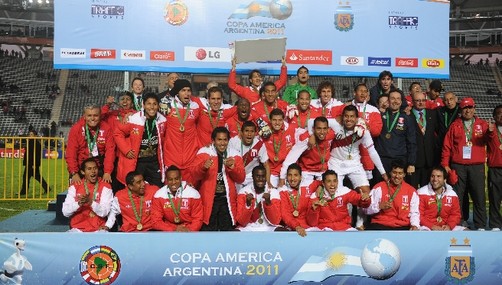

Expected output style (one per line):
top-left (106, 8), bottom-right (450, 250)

top-left (319, 200), bottom-right (327, 207)
top-left (258, 218), bottom-right (264, 224)
top-left (347, 154), bottom-right (352, 160)
top-left (385, 133), bottom-right (391, 139)
top-left (136, 223), bottom-right (143, 231)
top-left (174, 216), bottom-right (181, 224)
top-left (292, 210), bottom-right (299, 217)
top-left (466, 141), bottom-right (472, 147)
top-left (499, 144), bottom-right (502, 150)
top-left (437, 216), bottom-right (442, 223)
top-left (274, 156), bottom-right (279, 162)
top-left (179, 125), bottom-right (185, 132)
top-left (89, 211), bottom-right (95, 218)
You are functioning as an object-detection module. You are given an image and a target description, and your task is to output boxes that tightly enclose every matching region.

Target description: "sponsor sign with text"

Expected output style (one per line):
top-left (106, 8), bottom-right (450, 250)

top-left (286, 50), bottom-right (332, 65)
top-left (395, 57), bottom-right (418, 67)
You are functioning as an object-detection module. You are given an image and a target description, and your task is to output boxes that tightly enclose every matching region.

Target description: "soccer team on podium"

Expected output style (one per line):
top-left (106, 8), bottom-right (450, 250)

top-left (62, 64), bottom-right (502, 234)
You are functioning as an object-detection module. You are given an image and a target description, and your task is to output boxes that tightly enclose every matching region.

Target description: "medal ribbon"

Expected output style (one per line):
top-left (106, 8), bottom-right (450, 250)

top-left (85, 125), bottom-right (99, 157)
top-left (435, 191), bottom-right (443, 218)
top-left (145, 118), bottom-right (156, 143)
top-left (288, 188), bottom-right (300, 210)
top-left (463, 118), bottom-right (474, 144)
top-left (315, 141), bottom-right (327, 167)
top-left (83, 181), bottom-right (99, 202)
top-left (343, 128), bottom-right (357, 157)
top-left (208, 106), bottom-right (223, 129)
top-left (497, 126), bottom-right (502, 147)
top-left (385, 111), bottom-right (400, 135)
top-left (297, 110), bottom-right (310, 128)
top-left (173, 100), bottom-right (190, 128)
top-left (168, 187), bottom-right (183, 218)
top-left (387, 182), bottom-right (402, 203)
top-left (127, 190), bottom-right (144, 225)
top-left (273, 131), bottom-right (284, 159)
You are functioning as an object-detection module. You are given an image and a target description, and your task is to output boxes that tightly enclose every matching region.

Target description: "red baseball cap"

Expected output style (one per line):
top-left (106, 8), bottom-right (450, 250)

top-left (459, 97), bottom-right (475, 109)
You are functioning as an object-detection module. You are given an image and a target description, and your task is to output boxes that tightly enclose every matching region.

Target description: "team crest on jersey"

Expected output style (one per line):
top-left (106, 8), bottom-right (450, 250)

top-left (445, 237), bottom-right (475, 283)
top-left (131, 128), bottom-right (140, 135)
top-left (337, 197), bottom-right (343, 206)
top-left (188, 110), bottom-right (195, 119)
top-left (251, 149), bottom-right (258, 157)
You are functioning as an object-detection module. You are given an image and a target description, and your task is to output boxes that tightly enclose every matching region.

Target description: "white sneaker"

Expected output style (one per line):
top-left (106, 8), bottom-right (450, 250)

top-left (477, 228), bottom-right (485, 231)
top-left (492, 228), bottom-right (501, 231)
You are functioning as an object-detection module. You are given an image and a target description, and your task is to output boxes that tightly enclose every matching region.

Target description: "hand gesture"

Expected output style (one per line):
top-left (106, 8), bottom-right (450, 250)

top-left (203, 158), bottom-right (214, 170)
top-left (246, 193), bottom-right (254, 207)
top-left (224, 157), bottom-right (236, 169)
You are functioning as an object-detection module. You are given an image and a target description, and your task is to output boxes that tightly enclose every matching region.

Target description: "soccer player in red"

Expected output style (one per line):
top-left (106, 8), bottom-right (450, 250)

top-left (104, 171), bottom-right (158, 232)
top-left (151, 165), bottom-right (203, 232)
top-left (62, 158), bottom-right (113, 232)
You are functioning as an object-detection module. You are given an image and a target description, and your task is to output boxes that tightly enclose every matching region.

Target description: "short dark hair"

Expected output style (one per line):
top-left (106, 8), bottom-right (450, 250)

top-left (287, 163), bottom-right (302, 176)
top-left (165, 164), bottom-right (181, 176)
top-left (248, 69), bottom-right (261, 80)
top-left (207, 86), bottom-right (223, 97)
top-left (297, 65), bottom-right (309, 75)
top-left (408, 81), bottom-right (421, 92)
top-left (269, 108), bottom-right (285, 120)
top-left (322, 169), bottom-right (338, 182)
top-left (493, 104), bottom-right (502, 117)
top-left (80, 158), bottom-right (97, 173)
top-left (297, 89), bottom-right (311, 99)
top-left (342, 105), bottom-right (359, 118)
top-left (259, 81), bottom-right (276, 95)
top-left (242, 120), bottom-right (257, 131)
top-left (143, 92), bottom-right (159, 104)
top-left (211, 126), bottom-right (230, 140)
top-left (431, 165), bottom-right (447, 179)
top-left (313, 116), bottom-right (328, 127)
top-left (354, 83), bottom-right (367, 92)
top-left (391, 160), bottom-right (405, 171)
top-left (131, 77), bottom-right (144, 87)
top-left (125, 171), bottom-right (143, 186)
top-left (252, 164), bottom-right (266, 177)
top-left (378, 70), bottom-right (393, 81)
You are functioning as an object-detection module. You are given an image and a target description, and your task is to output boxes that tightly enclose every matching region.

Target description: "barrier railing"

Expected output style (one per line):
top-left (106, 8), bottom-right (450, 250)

top-left (0, 136), bottom-right (68, 200)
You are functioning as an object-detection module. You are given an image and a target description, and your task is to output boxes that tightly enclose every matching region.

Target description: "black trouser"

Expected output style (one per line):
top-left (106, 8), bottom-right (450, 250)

top-left (488, 167), bottom-right (502, 229)
top-left (20, 166), bottom-right (48, 194)
top-left (409, 166), bottom-right (432, 189)
top-left (136, 159), bottom-right (163, 188)
top-left (452, 163), bottom-right (486, 229)
top-left (200, 195), bottom-right (234, 231)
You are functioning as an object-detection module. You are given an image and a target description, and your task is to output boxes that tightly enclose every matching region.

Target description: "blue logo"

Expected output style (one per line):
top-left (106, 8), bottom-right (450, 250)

top-left (91, 5), bottom-right (125, 19)
top-left (368, 57), bottom-right (391, 67)
top-left (388, 16), bottom-right (418, 30)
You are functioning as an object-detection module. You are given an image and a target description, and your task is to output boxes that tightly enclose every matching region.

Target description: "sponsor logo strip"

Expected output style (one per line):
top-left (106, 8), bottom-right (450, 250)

top-left (90, 49), bottom-right (116, 59)
top-left (184, 47), bottom-right (231, 62)
top-left (340, 56), bottom-right (364, 66)
top-left (285, 50), bottom-right (332, 65)
top-left (60, 48), bottom-right (86, 59)
top-left (120, 49), bottom-right (145, 60)
top-left (421, 59), bottom-right (445, 68)
top-left (368, 57), bottom-right (391, 67)
top-left (395, 57), bottom-right (418, 67)
top-left (150, 51), bottom-right (175, 61)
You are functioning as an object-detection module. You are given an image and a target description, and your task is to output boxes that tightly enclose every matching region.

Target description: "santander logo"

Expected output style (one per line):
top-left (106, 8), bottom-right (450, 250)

top-left (395, 58), bottom-right (418, 67)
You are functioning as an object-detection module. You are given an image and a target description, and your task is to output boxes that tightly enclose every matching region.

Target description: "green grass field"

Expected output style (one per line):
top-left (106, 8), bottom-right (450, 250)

top-left (0, 158), bottom-right (68, 221)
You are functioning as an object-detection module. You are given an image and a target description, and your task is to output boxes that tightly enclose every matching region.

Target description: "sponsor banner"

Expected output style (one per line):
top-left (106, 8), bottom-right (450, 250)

top-left (421, 58), bottom-right (445, 68)
top-left (0, 232), bottom-right (499, 284)
top-left (60, 48), bottom-right (86, 59)
top-left (395, 57), bottom-right (419, 68)
top-left (150, 51), bottom-right (175, 61)
top-left (0, 148), bottom-right (25, 159)
top-left (340, 56), bottom-right (364, 66)
top-left (184, 47), bottom-right (231, 62)
top-left (42, 149), bottom-right (63, 160)
top-left (120, 50), bottom-right (146, 60)
top-left (285, 50), bottom-right (332, 65)
top-left (54, 0), bottom-right (449, 78)
top-left (90, 49), bottom-right (116, 59)
top-left (368, 57), bottom-right (391, 67)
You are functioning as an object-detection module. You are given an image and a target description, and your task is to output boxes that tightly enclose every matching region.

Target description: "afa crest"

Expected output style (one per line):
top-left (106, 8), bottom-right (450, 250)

top-left (334, 1), bottom-right (354, 32)
top-left (445, 237), bottom-right (475, 283)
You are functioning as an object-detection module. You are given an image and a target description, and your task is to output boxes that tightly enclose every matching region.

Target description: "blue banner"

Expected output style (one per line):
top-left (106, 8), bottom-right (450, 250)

top-left (54, 0), bottom-right (450, 78)
top-left (0, 232), bottom-right (498, 284)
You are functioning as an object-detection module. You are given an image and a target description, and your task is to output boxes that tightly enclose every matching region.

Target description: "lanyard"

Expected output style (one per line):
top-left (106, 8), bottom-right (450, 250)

top-left (463, 118), bottom-right (474, 143)
top-left (273, 131), bottom-right (284, 159)
top-left (316, 141), bottom-right (327, 166)
top-left (288, 188), bottom-right (300, 210)
top-left (387, 182), bottom-right (402, 203)
top-left (208, 106), bottom-right (223, 129)
top-left (168, 186), bottom-right (183, 217)
top-left (435, 191), bottom-right (443, 217)
top-left (343, 128), bottom-right (357, 157)
top-left (83, 181), bottom-right (99, 201)
top-left (127, 190), bottom-right (144, 224)
top-left (263, 101), bottom-right (276, 118)
top-left (85, 125), bottom-right (99, 157)
top-left (385, 111), bottom-right (400, 134)
top-left (173, 100), bottom-right (190, 129)
top-left (145, 118), bottom-right (156, 142)
top-left (297, 110), bottom-right (310, 128)
top-left (444, 106), bottom-right (458, 127)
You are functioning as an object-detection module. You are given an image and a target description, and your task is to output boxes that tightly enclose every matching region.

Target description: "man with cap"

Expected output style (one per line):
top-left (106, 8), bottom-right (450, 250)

top-left (163, 79), bottom-right (202, 185)
top-left (441, 97), bottom-right (488, 230)
top-left (158, 72), bottom-right (179, 116)
top-left (426, 80), bottom-right (445, 109)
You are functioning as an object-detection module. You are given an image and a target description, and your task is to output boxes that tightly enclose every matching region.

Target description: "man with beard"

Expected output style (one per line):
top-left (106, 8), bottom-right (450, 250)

top-left (62, 158), bottom-right (113, 232)
top-left (151, 165), bottom-right (203, 232)
top-left (114, 93), bottom-right (168, 188)
top-left (66, 105), bottom-right (115, 184)
top-left (364, 160), bottom-right (420, 230)
top-left (306, 170), bottom-right (371, 231)
top-left (103, 171), bottom-right (158, 232)
top-left (197, 86), bottom-right (234, 146)
top-left (310, 81), bottom-right (344, 119)
top-left (417, 166), bottom-right (463, 231)
top-left (236, 165), bottom-right (281, 231)
top-left (228, 120), bottom-right (271, 189)
top-left (282, 66), bottom-right (317, 105)
top-left (286, 90), bottom-right (321, 129)
top-left (442, 97), bottom-right (488, 230)
top-left (191, 127), bottom-right (245, 231)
